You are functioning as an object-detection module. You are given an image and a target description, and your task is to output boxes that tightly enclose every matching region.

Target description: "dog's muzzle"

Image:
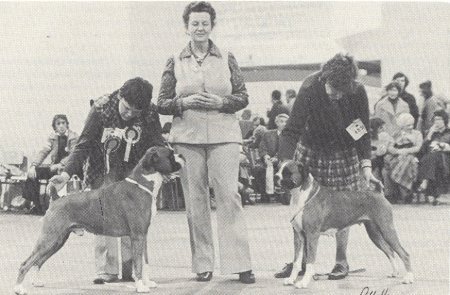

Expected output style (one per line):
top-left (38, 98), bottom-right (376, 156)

top-left (174, 154), bottom-right (186, 168)
top-left (274, 171), bottom-right (283, 187)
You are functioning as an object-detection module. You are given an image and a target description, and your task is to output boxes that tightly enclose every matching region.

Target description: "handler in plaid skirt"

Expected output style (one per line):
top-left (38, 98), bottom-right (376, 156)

top-left (274, 53), bottom-right (382, 280)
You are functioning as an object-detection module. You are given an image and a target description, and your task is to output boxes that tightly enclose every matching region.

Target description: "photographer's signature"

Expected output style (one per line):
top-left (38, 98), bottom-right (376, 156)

top-left (360, 286), bottom-right (390, 295)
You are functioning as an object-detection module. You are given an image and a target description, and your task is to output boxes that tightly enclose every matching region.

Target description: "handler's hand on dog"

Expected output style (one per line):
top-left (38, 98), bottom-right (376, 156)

top-left (362, 167), bottom-right (384, 189)
top-left (49, 172), bottom-right (70, 192)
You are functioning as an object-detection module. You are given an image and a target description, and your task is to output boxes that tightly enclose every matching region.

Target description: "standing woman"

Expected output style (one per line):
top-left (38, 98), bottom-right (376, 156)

top-left (275, 54), bottom-right (381, 280)
top-left (157, 1), bottom-right (254, 284)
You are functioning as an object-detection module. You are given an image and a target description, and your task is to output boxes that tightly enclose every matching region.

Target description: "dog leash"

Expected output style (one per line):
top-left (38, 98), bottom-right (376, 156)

top-left (125, 177), bottom-right (157, 218)
top-left (313, 268), bottom-right (366, 280)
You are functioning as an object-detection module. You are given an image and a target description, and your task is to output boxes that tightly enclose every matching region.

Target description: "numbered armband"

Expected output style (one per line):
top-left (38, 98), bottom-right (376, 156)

top-left (346, 118), bottom-right (368, 141)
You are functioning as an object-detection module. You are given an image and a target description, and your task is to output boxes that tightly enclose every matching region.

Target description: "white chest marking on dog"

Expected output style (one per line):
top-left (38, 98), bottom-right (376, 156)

top-left (290, 174), bottom-right (322, 232)
top-left (125, 172), bottom-right (163, 219)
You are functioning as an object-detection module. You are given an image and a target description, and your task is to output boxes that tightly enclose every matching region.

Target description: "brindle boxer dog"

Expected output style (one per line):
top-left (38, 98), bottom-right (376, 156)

top-left (275, 161), bottom-right (414, 289)
top-left (14, 146), bottom-right (185, 295)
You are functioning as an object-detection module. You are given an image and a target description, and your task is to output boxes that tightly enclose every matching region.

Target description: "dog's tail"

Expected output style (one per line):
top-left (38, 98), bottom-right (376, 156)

top-left (46, 183), bottom-right (61, 201)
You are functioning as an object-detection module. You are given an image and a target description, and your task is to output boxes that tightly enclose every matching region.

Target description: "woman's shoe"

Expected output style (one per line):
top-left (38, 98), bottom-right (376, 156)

top-left (196, 272), bottom-right (213, 282)
top-left (239, 270), bottom-right (255, 284)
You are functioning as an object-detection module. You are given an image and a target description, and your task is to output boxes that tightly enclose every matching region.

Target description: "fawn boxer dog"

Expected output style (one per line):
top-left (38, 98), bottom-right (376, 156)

top-left (14, 146), bottom-right (185, 295)
top-left (275, 161), bottom-right (414, 289)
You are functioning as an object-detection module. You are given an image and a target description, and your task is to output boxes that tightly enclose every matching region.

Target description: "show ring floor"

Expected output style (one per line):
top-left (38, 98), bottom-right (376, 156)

top-left (1, 202), bottom-right (448, 295)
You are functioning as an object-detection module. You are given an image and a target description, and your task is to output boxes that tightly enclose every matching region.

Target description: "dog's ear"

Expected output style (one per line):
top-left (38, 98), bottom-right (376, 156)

top-left (142, 150), bottom-right (159, 171)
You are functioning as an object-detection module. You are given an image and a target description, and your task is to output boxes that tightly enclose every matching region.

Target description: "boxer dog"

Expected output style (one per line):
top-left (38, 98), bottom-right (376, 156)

top-left (14, 146), bottom-right (185, 295)
top-left (275, 161), bottom-right (414, 289)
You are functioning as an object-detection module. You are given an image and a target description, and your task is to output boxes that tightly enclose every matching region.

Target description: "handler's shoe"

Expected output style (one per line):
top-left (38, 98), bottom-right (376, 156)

top-left (93, 274), bottom-right (119, 284)
top-left (328, 264), bottom-right (349, 280)
top-left (274, 263), bottom-right (306, 278)
top-left (196, 272), bottom-right (213, 282)
top-left (239, 270), bottom-right (255, 284)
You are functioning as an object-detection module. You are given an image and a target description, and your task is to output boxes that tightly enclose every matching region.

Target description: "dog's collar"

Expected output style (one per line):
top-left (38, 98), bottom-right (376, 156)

top-left (125, 178), bottom-right (154, 196)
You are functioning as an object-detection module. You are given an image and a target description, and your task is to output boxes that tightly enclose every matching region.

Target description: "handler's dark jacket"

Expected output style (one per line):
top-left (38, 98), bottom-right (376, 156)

top-left (64, 91), bottom-right (165, 188)
top-left (279, 72), bottom-right (371, 161)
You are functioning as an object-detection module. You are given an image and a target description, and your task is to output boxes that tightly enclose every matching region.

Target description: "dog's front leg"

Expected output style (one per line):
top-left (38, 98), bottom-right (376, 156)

top-left (131, 236), bottom-right (150, 293)
top-left (295, 232), bottom-right (319, 289)
top-left (284, 228), bottom-right (304, 286)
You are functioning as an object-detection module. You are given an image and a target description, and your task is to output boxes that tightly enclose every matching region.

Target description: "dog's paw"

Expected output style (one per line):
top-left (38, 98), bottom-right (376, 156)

top-left (136, 280), bottom-right (150, 293)
top-left (402, 272), bottom-right (414, 284)
top-left (294, 279), bottom-right (309, 289)
top-left (14, 284), bottom-right (27, 295)
top-left (143, 278), bottom-right (157, 288)
top-left (32, 279), bottom-right (44, 287)
top-left (283, 278), bottom-right (295, 285)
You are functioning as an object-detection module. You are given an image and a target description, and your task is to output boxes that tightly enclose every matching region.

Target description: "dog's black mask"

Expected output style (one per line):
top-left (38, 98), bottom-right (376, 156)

top-left (278, 161), bottom-right (307, 190)
top-left (141, 147), bottom-right (183, 174)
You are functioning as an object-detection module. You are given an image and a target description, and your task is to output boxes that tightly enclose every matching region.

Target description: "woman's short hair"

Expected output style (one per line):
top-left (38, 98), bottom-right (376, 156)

top-left (385, 81), bottom-right (402, 94)
top-left (397, 113), bottom-right (414, 128)
top-left (272, 90), bottom-right (281, 101)
top-left (433, 109), bottom-right (449, 126)
top-left (320, 53), bottom-right (358, 93)
top-left (52, 114), bottom-right (69, 130)
top-left (286, 89), bottom-right (296, 98)
top-left (119, 77), bottom-right (153, 110)
top-left (183, 1), bottom-right (216, 28)
top-left (392, 72), bottom-right (409, 88)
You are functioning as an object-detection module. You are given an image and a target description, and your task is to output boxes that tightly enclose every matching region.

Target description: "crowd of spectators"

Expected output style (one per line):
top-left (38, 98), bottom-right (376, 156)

top-left (1, 74), bottom-right (449, 213)
top-left (371, 73), bottom-right (449, 205)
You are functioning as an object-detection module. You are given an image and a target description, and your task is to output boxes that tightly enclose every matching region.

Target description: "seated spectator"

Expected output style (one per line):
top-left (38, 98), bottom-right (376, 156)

top-left (22, 114), bottom-right (78, 214)
top-left (267, 90), bottom-right (289, 130)
top-left (370, 117), bottom-right (392, 181)
top-left (239, 109), bottom-right (254, 139)
top-left (417, 110), bottom-right (450, 204)
top-left (245, 117), bottom-right (267, 148)
top-left (383, 113), bottom-right (423, 203)
top-left (374, 82), bottom-right (411, 136)
top-left (253, 113), bottom-right (289, 202)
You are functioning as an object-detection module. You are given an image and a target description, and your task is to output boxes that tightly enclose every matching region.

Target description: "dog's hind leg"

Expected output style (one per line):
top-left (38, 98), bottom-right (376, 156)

top-left (376, 217), bottom-right (414, 284)
top-left (364, 221), bottom-right (398, 277)
top-left (31, 231), bottom-right (71, 287)
top-left (15, 221), bottom-right (71, 294)
top-left (284, 229), bottom-right (304, 286)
